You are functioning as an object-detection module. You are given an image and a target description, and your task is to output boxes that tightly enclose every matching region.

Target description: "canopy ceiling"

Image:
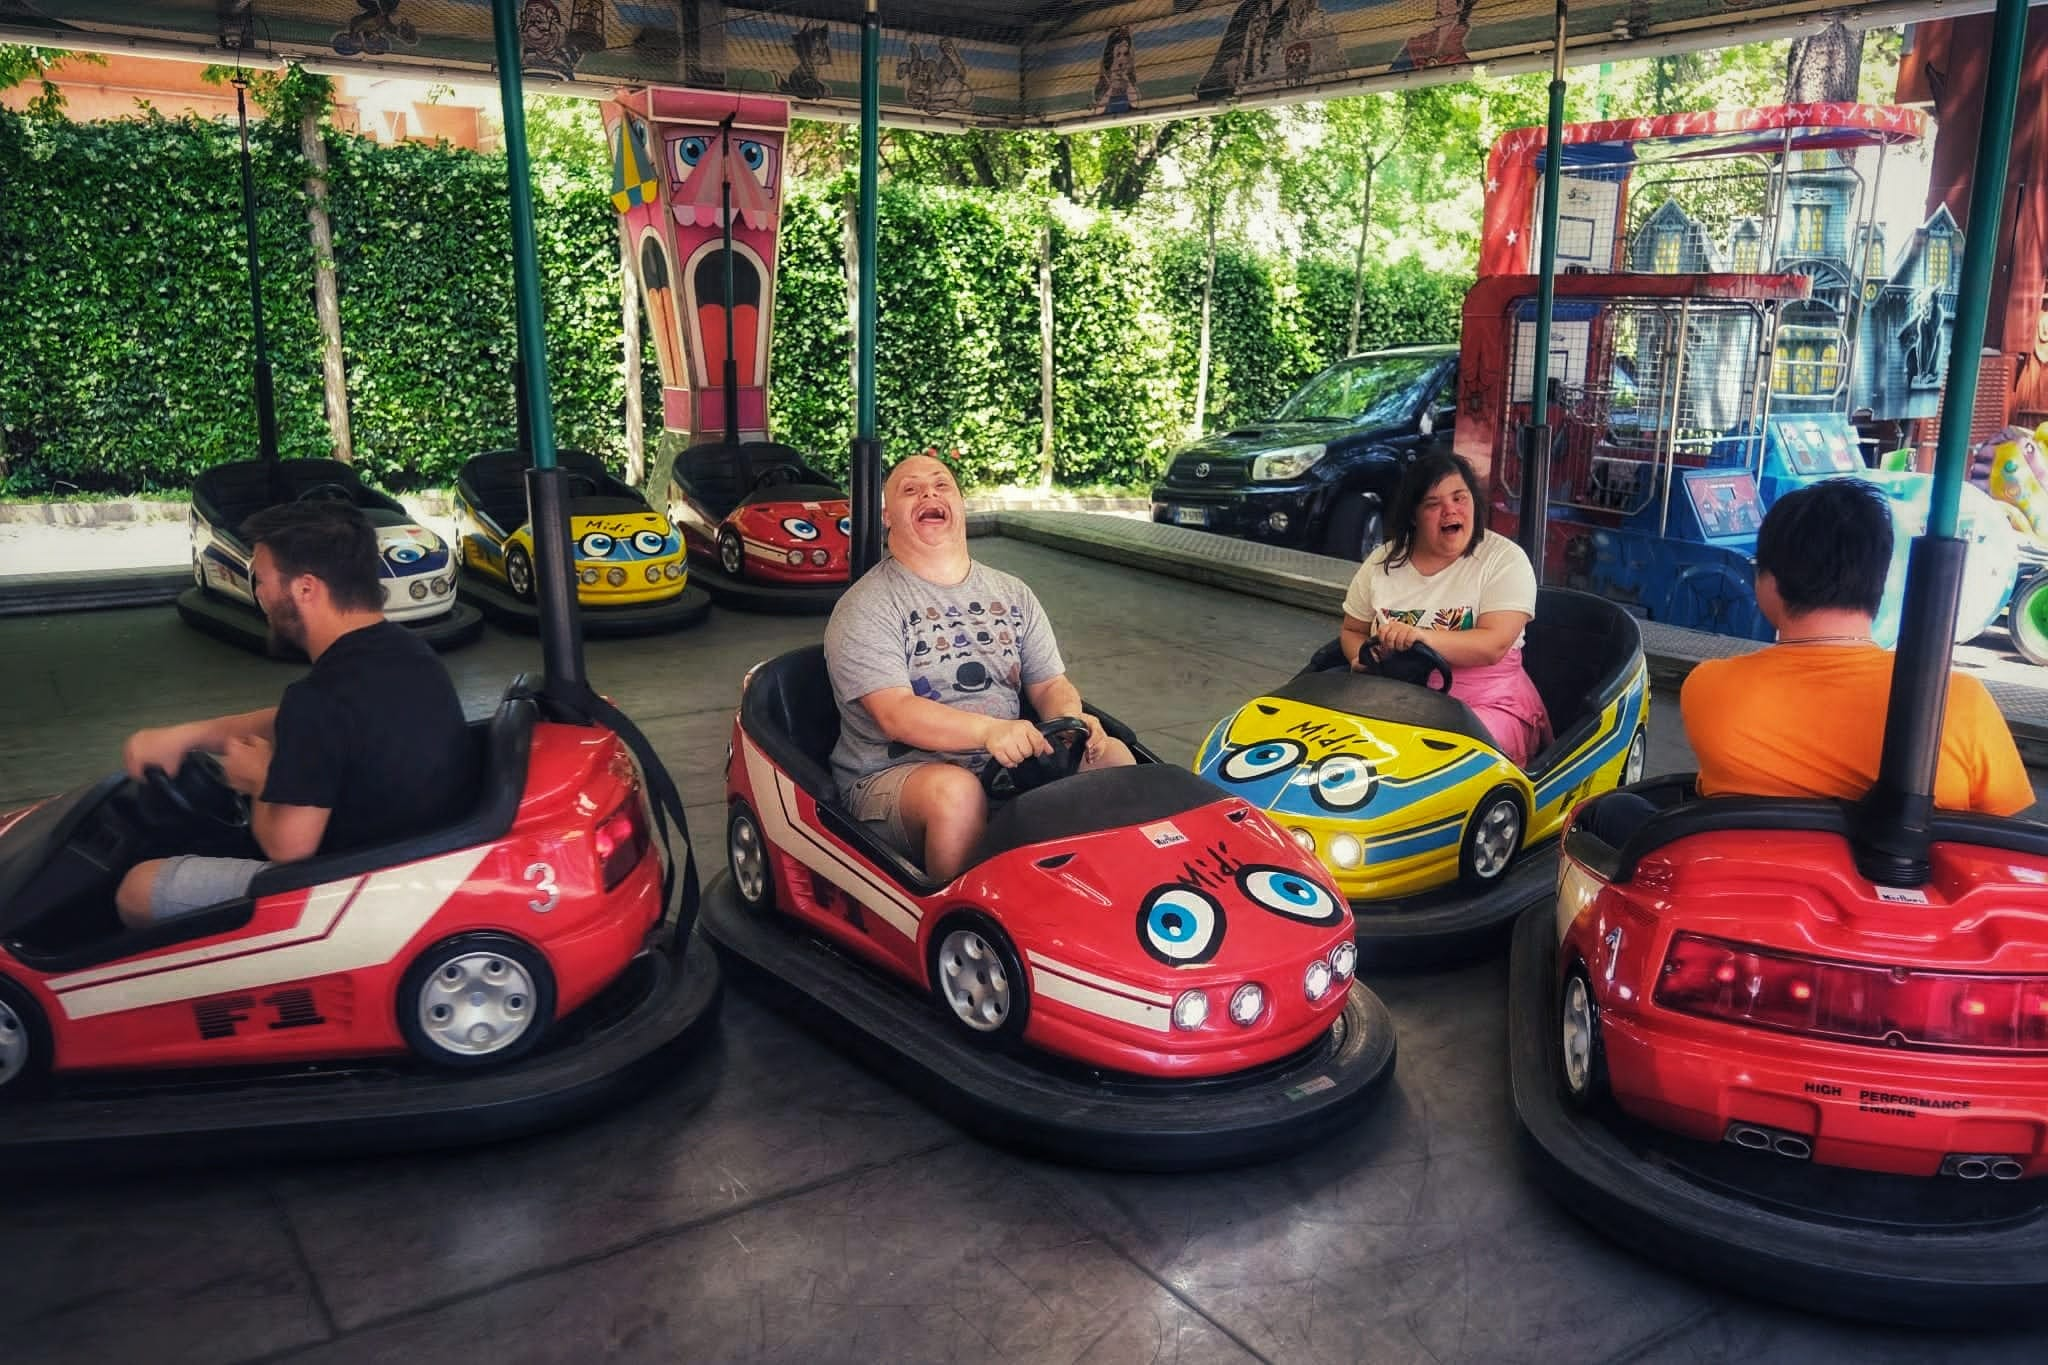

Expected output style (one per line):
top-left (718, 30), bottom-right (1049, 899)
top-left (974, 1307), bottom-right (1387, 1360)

top-left (0, 1), bottom-right (2005, 130)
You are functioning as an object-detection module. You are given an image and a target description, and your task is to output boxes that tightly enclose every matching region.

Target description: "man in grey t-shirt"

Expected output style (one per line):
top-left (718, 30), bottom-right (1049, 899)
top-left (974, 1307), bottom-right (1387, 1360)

top-left (824, 453), bottom-right (1134, 880)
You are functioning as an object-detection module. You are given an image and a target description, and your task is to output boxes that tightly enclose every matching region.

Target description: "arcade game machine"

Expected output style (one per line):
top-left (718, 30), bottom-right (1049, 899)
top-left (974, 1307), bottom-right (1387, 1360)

top-left (603, 90), bottom-right (850, 614)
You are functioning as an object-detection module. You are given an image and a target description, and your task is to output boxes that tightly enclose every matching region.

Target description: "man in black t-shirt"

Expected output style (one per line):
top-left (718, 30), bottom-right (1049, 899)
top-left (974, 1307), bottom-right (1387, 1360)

top-left (117, 502), bottom-right (478, 926)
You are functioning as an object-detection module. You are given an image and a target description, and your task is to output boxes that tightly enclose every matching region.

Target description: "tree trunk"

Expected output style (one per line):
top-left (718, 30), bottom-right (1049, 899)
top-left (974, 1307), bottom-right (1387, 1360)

top-left (619, 223), bottom-right (645, 486)
top-left (1347, 160), bottom-right (1376, 356)
top-left (1786, 20), bottom-right (1864, 103)
top-left (1192, 190), bottom-right (1218, 438)
top-left (301, 109), bottom-right (351, 462)
top-left (1038, 224), bottom-right (1056, 489)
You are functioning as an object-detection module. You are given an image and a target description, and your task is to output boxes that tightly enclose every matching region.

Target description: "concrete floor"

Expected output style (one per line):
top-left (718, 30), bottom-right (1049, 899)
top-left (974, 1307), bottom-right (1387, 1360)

top-left (4, 538), bottom-right (2047, 1363)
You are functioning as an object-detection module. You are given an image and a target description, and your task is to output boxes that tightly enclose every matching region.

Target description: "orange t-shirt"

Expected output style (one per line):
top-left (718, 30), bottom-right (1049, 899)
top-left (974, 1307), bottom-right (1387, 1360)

top-left (1680, 643), bottom-right (2033, 816)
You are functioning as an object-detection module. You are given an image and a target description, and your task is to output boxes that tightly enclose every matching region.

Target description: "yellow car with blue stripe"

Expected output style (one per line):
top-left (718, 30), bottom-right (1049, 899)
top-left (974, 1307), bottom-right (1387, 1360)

top-left (1192, 589), bottom-right (1647, 964)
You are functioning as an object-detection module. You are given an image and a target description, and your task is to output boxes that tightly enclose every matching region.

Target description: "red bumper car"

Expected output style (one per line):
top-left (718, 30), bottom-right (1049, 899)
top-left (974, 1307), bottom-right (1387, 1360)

top-left (668, 441), bottom-right (850, 614)
top-left (700, 645), bottom-right (1397, 1169)
top-left (0, 680), bottom-right (720, 1168)
top-left (1509, 776), bottom-right (2048, 1325)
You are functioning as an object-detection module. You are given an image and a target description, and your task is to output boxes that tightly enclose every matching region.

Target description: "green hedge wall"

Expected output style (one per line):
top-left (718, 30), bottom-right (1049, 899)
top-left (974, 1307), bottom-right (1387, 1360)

top-left (0, 108), bottom-right (1468, 495)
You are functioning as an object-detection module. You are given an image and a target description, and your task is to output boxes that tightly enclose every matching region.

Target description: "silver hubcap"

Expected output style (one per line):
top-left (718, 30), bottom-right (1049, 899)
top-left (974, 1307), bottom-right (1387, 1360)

top-left (730, 812), bottom-right (767, 905)
top-left (1470, 799), bottom-right (1520, 879)
top-left (1624, 731), bottom-right (1646, 786)
top-left (937, 929), bottom-right (1011, 1032)
top-left (720, 534), bottom-right (742, 575)
top-left (417, 953), bottom-right (536, 1057)
top-left (1562, 975), bottom-right (1594, 1095)
top-left (508, 553), bottom-right (532, 596)
top-left (0, 1000), bottom-right (27, 1087)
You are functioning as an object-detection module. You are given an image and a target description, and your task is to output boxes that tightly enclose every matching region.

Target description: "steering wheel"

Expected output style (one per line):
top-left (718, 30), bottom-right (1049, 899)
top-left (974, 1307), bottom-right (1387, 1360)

top-left (294, 482), bottom-right (357, 506)
top-left (980, 717), bottom-right (1091, 801)
top-left (144, 751), bottom-right (250, 830)
top-left (1358, 639), bottom-right (1455, 694)
top-left (751, 463), bottom-right (807, 492)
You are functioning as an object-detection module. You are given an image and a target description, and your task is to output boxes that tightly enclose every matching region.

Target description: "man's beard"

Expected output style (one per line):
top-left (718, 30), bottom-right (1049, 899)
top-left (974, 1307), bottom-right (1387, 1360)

top-left (264, 594), bottom-right (307, 656)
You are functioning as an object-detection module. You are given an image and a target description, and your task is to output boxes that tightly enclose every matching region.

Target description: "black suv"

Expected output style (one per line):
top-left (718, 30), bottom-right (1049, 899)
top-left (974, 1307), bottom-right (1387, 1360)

top-left (1149, 345), bottom-right (1457, 561)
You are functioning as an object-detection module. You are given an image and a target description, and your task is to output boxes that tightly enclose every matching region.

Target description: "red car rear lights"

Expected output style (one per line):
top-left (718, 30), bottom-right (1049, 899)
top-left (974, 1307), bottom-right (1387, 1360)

top-left (594, 794), bottom-right (652, 891)
top-left (1655, 932), bottom-right (2048, 1054)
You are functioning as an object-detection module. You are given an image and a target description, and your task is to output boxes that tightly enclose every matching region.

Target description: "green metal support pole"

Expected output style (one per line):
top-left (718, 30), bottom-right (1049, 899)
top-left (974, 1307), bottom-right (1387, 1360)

top-left (851, 0), bottom-right (884, 578)
top-left (1858, 0), bottom-right (2027, 887)
top-left (491, 0), bottom-right (585, 692)
top-left (1516, 1), bottom-right (1568, 580)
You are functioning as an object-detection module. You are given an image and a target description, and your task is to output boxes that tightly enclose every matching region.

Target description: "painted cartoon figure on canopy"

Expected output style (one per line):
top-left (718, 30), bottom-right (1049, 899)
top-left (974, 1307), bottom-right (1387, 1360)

top-left (602, 90), bottom-right (790, 451)
top-left (1982, 425), bottom-right (2048, 543)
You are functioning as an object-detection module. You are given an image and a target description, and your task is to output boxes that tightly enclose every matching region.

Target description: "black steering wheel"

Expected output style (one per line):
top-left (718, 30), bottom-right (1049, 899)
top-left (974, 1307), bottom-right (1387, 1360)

top-left (144, 751), bottom-right (250, 829)
top-left (981, 717), bottom-right (1091, 800)
top-left (751, 463), bottom-right (807, 492)
top-left (1358, 639), bottom-right (1455, 694)
top-left (294, 482), bottom-right (357, 506)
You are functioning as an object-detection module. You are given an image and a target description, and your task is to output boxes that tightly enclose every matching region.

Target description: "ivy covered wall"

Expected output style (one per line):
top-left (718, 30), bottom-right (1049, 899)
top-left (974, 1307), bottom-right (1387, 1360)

top-left (0, 108), bottom-right (1466, 495)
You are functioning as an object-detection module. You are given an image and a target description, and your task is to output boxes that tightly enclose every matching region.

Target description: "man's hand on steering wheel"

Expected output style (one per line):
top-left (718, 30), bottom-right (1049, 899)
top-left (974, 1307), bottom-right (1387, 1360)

top-left (221, 735), bottom-right (273, 797)
top-left (983, 717), bottom-right (1054, 769)
top-left (124, 722), bottom-right (203, 780)
top-left (1066, 711), bottom-right (1110, 763)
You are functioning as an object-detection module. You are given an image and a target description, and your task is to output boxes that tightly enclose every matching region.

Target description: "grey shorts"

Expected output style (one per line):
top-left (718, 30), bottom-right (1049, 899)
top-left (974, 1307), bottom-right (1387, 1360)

top-left (149, 855), bottom-right (270, 922)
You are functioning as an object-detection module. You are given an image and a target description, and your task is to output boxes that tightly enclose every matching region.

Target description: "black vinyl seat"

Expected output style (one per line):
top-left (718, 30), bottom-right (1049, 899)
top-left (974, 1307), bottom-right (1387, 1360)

top-left (192, 459), bottom-right (403, 542)
top-left (457, 449), bottom-right (633, 538)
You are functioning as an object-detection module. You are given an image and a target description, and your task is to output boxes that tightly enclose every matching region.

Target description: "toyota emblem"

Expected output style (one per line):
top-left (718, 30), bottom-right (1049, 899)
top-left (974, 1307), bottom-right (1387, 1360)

top-left (1195, 462), bottom-right (1211, 478)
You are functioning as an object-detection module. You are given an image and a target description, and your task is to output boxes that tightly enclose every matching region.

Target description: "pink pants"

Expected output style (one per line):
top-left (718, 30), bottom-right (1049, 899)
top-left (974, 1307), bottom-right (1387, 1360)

top-left (1452, 647), bottom-right (1553, 768)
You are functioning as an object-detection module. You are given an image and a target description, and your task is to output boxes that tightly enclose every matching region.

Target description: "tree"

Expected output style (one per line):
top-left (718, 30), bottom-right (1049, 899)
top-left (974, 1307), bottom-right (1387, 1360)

top-left (1179, 111), bottom-right (1275, 435)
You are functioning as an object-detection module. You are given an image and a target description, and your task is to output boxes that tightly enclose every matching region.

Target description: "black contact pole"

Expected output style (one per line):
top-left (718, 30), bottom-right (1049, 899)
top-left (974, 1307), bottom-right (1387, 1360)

top-left (1854, 0), bottom-right (2028, 887)
top-left (719, 113), bottom-right (741, 446)
top-left (1516, 1), bottom-right (1568, 579)
top-left (850, 0), bottom-right (884, 577)
top-left (232, 75), bottom-right (282, 477)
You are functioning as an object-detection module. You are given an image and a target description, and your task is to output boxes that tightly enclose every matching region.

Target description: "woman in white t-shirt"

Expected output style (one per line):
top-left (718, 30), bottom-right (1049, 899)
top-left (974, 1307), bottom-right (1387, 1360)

top-left (1338, 454), bottom-right (1553, 766)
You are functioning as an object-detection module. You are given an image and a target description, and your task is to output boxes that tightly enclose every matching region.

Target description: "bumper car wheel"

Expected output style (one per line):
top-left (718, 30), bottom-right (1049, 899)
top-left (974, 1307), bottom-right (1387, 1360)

top-left (1459, 785), bottom-right (1523, 887)
top-left (927, 913), bottom-right (1029, 1048)
top-left (398, 932), bottom-right (557, 1070)
top-left (1622, 727), bottom-right (1647, 786)
top-left (1559, 965), bottom-right (1608, 1110)
top-left (505, 545), bottom-right (537, 603)
top-left (727, 802), bottom-right (774, 912)
top-left (718, 527), bottom-right (746, 580)
top-left (0, 976), bottom-right (49, 1101)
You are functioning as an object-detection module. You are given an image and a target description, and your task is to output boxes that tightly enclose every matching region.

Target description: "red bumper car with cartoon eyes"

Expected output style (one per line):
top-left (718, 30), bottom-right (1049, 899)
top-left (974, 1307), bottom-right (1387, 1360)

top-left (667, 441), bottom-right (851, 614)
top-left (0, 679), bottom-right (720, 1168)
top-left (701, 645), bottom-right (1398, 1169)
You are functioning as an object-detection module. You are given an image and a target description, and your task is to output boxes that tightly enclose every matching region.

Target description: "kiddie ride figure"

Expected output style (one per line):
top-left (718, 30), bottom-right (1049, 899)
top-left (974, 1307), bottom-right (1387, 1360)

top-left (179, 458), bottom-right (482, 658)
top-left (1194, 454), bottom-right (1648, 967)
top-left (0, 501), bottom-right (719, 1167)
top-left (453, 448), bottom-right (711, 636)
top-left (701, 455), bottom-right (1397, 1168)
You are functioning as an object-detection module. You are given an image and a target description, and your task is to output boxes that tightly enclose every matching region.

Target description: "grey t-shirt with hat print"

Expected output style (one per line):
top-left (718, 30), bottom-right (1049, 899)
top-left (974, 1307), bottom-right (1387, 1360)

top-left (824, 556), bottom-right (1066, 794)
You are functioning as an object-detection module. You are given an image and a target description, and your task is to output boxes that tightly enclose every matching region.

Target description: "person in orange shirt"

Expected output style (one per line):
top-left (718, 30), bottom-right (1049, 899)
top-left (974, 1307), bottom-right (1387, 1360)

top-left (1680, 477), bottom-right (2030, 816)
top-left (1577, 478), bottom-right (2031, 847)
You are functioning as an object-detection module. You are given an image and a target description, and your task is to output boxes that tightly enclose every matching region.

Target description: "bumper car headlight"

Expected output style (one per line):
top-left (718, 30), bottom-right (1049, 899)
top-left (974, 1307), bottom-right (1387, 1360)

top-left (786, 549), bottom-right (805, 566)
top-left (812, 548), bottom-right (830, 566)
top-left (1329, 833), bottom-right (1362, 869)
top-left (580, 567), bottom-right (599, 585)
top-left (432, 575), bottom-right (451, 596)
top-left (1304, 959), bottom-right (1333, 1003)
top-left (1172, 989), bottom-right (1210, 1031)
top-left (645, 565), bottom-right (663, 583)
top-left (607, 567), bottom-right (627, 587)
top-left (408, 580), bottom-right (428, 600)
top-left (665, 562), bottom-right (682, 579)
top-left (1229, 982), bottom-right (1265, 1026)
top-left (1289, 827), bottom-right (1315, 854)
top-left (1330, 941), bottom-right (1357, 980)
top-left (1251, 444), bottom-right (1326, 482)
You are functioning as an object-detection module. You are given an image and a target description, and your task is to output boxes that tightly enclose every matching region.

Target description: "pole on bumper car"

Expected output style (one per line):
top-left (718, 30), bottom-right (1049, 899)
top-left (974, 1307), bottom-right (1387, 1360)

top-left (1855, 0), bottom-right (2026, 887)
top-left (231, 74), bottom-right (282, 475)
top-left (1516, 1), bottom-right (1569, 582)
top-left (491, 0), bottom-right (587, 697)
top-left (850, 0), bottom-right (884, 578)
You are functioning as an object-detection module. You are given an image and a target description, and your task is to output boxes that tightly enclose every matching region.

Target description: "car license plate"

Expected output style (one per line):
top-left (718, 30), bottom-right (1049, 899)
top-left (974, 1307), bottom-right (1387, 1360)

top-left (1174, 506), bottom-right (1207, 527)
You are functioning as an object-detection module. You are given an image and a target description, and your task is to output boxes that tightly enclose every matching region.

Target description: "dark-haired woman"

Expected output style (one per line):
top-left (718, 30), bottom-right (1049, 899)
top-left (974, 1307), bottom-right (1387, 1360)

top-left (1338, 453), bottom-right (1552, 766)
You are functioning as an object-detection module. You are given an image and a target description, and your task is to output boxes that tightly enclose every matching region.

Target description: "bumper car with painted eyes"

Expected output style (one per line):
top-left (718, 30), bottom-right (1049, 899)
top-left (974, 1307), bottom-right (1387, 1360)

top-left (0, 678), bottom-right (720, 1169)
top-left (178, 459), bottom-right (483, 658)
top-left (454, 450), bottom-right (711, 636)
top-left (701, 645), bottom-right (1397, 1170)
top-left (1192, 588), bottom-right (1647, 968)
top-left (1506, 781), bottom-right (2048, 1326)
top-left (666, 440), bottom-right (851, 614)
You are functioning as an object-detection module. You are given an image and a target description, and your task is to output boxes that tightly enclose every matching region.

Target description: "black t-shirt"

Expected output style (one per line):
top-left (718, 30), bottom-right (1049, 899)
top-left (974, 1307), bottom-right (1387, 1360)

top-left (262, 621), bottom-right (477, 855)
